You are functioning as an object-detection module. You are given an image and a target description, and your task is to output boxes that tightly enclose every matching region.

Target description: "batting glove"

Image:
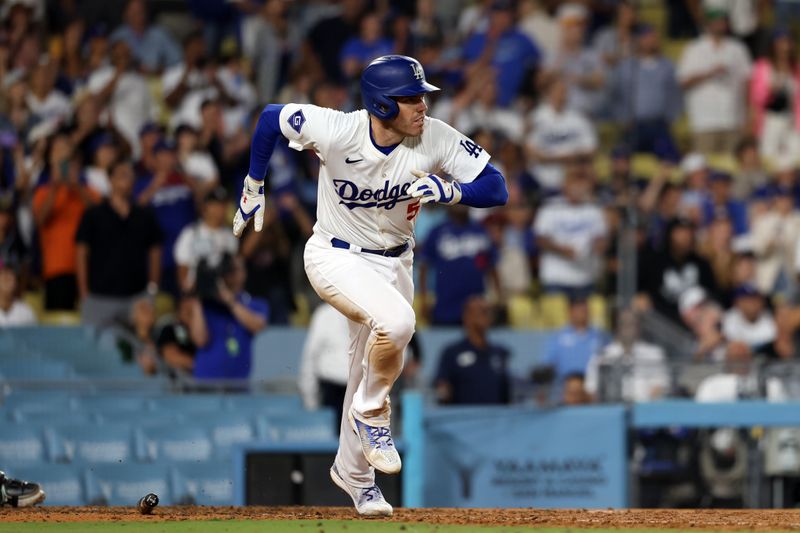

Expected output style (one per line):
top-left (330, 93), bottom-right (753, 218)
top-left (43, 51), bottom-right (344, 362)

top-left (409, 170), bottom-right (462, 205)
top-left (232, 175), bottom-right (265, 237)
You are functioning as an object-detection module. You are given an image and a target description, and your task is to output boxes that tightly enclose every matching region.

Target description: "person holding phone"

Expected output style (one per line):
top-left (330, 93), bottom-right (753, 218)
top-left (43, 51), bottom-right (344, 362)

top-left (32, 130), bottom-right (99, 311)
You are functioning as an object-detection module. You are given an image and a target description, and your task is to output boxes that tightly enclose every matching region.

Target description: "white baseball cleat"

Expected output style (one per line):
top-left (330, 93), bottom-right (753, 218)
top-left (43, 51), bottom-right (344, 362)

top-left (330, 464), bottom-right (393, 518)
top-left (349, 409), bottom-right (402, 474)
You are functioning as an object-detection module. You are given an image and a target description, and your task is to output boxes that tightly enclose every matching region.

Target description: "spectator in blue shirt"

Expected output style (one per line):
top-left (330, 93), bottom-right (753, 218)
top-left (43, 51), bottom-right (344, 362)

top-left (462, 0), bottom-right (540, 107)
top-left (419, 205), bottom-right (500, 326)
top-left (608, 23), bottom-right (682, 160)
top-left (134, 140), bottom-right (198, 295)
top-left (540, 296), bottom-right (608, 398)
top-left (191, 254), bottom-right (268, 381)
top-left (702, 172), bottom-right (748, 236)
top-left (340, 12), bottom-right (394, 80)
top-left (434, 295), bottom-right (511, 405)
top-left (110, 0), bottom-right (182, 74)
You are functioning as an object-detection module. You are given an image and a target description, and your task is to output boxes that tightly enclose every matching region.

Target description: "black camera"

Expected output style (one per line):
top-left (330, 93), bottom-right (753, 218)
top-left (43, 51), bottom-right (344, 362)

top-left (194, 254), bottom-right (235, 301)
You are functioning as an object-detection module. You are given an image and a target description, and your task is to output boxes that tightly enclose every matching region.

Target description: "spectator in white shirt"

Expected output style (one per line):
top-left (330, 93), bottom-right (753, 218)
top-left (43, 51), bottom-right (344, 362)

top-left (585, 309), bottom-right (669, 403)
top-left (534, 165), bottom-right (608, 296)
top-left (162, 32), bottom-right (225, 131)
top-left (722, 284), bottom-right (777, 356)
top-left (526, 77), bottom-right (597, 192)
top-left (87, 38), bottom-right (156, 158)
top-left (174, 187), bottom-right (239, 294)
top-left (0, 263), bottom-right (36, 327)
top-left (694, 335), bottom-right (790, 506)
top-left (175, 124), bottom-right (219, 196)
top-left (25, 62), bottom-right (71, 124)
top-left (518, 0), bottom-right (560, 60)
top-left (751, 186), bottom-right (800, 296)
top-left (298, 303), bottom-right (350, 418)
top-left (84, 134), bottom-right (119, 198)
top-left (677, 8), bottom-right (752, 154)
top-left (431, 71), bottom-right (525, 144)
top-left (215, 53), bottom-right (258, 137)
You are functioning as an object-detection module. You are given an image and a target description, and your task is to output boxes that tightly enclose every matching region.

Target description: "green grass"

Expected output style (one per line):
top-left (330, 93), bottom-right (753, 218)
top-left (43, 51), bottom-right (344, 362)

top-left (0, 523), bottom-right (788, 533)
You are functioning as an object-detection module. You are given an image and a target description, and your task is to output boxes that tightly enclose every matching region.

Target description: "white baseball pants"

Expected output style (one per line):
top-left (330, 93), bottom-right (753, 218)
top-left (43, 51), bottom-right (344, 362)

top-left (303, 232), bottom-right (415, 487)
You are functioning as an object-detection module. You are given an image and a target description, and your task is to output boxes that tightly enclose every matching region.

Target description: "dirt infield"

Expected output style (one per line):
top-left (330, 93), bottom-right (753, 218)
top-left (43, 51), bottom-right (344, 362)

top-left (3, 507), bottom-right (800, 530)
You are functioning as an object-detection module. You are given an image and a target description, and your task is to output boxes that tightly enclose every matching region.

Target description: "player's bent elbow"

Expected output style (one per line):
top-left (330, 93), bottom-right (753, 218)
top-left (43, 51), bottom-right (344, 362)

top-left (483, 174), bottom-right (509, 207)
top-left (494, 179), bottom-right (509, 206)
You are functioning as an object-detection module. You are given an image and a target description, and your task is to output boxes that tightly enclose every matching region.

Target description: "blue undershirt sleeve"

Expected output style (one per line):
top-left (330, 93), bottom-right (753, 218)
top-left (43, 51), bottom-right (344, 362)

top-left (458, 163), bottom-right (509, 208)
top-left (247, 104), bottom-right (286, 181)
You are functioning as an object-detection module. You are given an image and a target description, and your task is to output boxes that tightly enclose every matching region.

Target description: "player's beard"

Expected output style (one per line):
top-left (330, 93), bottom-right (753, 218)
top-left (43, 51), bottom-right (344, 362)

top-left (397, 114), bottom-right (425, 137)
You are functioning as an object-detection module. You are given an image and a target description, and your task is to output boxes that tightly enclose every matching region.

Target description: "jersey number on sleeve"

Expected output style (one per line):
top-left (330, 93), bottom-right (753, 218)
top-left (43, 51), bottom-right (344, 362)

top-left (406, 200), bottom-right (421, 221)
top-left (460, 139), bottom-right (483, 158)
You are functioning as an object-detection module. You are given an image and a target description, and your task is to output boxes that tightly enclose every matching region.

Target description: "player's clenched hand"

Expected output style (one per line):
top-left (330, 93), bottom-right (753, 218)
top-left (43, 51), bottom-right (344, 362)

top-left (409, 170), bottom-right (462, 205)
top-left (232, 175), bottom-right (265, 237)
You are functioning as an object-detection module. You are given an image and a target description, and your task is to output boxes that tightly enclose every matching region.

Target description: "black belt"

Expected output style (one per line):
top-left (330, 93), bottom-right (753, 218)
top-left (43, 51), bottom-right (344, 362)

top-left (331, 237), bottom-right (408, 257)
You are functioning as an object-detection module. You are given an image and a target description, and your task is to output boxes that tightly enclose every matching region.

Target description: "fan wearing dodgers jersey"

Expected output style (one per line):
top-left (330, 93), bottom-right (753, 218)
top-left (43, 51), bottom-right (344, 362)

top-left (232, 55), bottom-right (508, 517)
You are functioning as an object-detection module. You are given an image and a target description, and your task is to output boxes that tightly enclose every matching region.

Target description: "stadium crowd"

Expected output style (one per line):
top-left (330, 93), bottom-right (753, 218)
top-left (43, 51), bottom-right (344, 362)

top-left (2, 0), bottom-right (800, 398)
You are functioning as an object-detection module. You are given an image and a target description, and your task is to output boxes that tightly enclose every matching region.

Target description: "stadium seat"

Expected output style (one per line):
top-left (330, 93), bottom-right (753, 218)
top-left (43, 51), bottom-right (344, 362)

top-left (224, 394), bottom-right (304, 415)
top-left (0, 424), bottom-right (47, 463)
top-left (22, 291), bottom-right (44, 321)
top-left (0, 358), bottom-right (78, 380)
top-left (0, 334), bottom-right (31, 357)
top-left (537, 294), bottom-right (569, 329)
top-left (199, 413), bottom-right (257, 458)
top-left (7, 464), bottom-right (87, 506)
top-left (50, 424), bottom-right (139, 464)
top-left (257, 409), bottom-right (336, 443)
top-left (138, 424), bottom-right (214, 462)
top-left (631, 154), bottom-right (660, 178)
top-left (0, 390), bottom-right (78, 413)
top-left (250, 327), bottom-right (308, 385)
top-left (77, 394), bottom-right (148, 413)
top-left (288, 292), bottom-right (311, 327)
top-left (7, 326), bottom-right (95, 354)
top-left (148, 394), bottom-right (225, 413)
top-left (87, 463), bottom-right (173, 506)
top-left (507, 294), bottom-right (537, 329)
top-left (173, 462), bottom-right (235, 505)
top-left (95, 410), bottom-right (184, 428)
top-left (10, 410), bottom-right (96, 426)
top-left (40, 311), bottom-right (81, 326)
top-left (706, 153), bottom-right (739, 174)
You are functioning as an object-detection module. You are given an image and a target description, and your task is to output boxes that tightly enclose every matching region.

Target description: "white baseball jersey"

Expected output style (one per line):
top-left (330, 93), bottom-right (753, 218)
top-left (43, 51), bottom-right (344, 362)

top-left (277, 104), bottom-right (491, 249)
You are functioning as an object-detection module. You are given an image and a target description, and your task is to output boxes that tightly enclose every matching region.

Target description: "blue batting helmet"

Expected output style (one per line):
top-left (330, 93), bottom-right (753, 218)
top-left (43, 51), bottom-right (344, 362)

top-left (360, 55), bottom-right (440, 120)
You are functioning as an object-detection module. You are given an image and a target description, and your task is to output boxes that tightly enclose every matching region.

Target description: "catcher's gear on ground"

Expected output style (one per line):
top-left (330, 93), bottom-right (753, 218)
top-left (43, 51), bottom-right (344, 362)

top-left (232, 176), bottom-right (265, 237)
top-left (409, 170), bottom-right (462, 205)
top-left (0, 471), bottom-right (46, 507)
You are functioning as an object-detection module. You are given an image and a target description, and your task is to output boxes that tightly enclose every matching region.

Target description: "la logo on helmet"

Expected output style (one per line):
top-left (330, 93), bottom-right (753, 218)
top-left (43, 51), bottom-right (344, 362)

top-left (411, 63), bottom-right (424, 80)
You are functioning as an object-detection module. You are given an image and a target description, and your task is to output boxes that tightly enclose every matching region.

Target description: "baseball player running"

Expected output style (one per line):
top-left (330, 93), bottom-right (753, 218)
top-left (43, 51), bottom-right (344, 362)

top-left (233, 55), bottom-right (507, 517)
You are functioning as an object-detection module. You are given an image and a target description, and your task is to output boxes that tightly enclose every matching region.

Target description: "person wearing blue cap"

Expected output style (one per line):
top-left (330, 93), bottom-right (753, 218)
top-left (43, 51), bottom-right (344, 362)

top-left (462, 0), bottom-right (540, 107)
top-left (702, 171), bottom-right (748, 235)
top-left (133, 138), bottom-right (198, 296)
